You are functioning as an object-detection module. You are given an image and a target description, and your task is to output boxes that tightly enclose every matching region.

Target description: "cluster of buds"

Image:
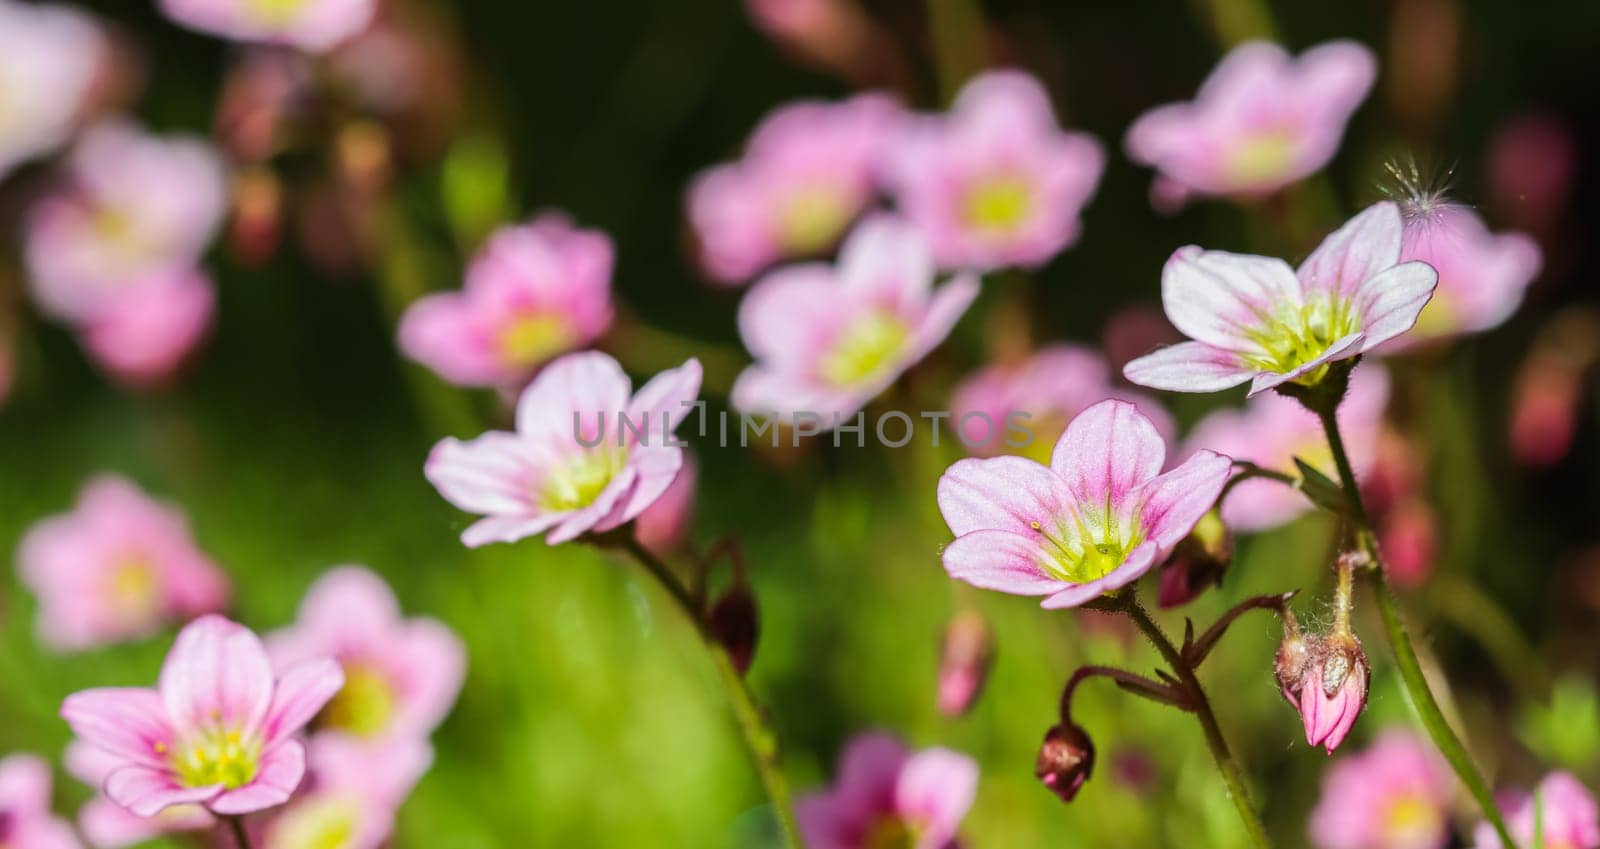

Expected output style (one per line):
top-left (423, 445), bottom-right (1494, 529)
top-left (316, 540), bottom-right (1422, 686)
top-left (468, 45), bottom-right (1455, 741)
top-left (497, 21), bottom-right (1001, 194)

top-left (1275, 620), bottom-right (1369, 753)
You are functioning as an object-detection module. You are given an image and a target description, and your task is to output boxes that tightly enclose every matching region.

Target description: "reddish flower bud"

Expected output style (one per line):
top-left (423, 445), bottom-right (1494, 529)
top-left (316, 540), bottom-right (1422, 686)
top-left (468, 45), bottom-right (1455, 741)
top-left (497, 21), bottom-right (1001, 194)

top-left (1157, 509), bottom-right (1232, 608)
top-left (936, 610), bottom-right (995, 716)
top-left (1036, 723), bottom-right (1095, 803)
top-left (1381, 498), bottom-right (1438, 587)
top-left (1275, 629), bottom-right (1312, 706)
top-left (707, 584), bottom-right (760, 676)
top-left (1299, 635), bottom-right (1369, 753)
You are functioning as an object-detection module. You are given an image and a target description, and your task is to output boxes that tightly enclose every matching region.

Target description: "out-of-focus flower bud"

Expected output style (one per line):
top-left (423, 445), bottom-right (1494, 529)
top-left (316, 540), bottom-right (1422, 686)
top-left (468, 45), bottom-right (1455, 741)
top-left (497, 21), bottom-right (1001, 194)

top-left (1299, 634), bottom-right (1369, 753)
top-left (707, 583), bottom-right (760, 677)
top-left (743, 0), bottom-right (900, 87)
top-left (229, 167), bottom-right (283, 266)
top-left (215, 49), bottom-right (307, 163)
top-left (1381, 497), bottom-right (1438, 588)
top-left (936, 610), bottom-right (994, 716)
top-left (1110, 748), bottom-right (1156, 796)
top-left (1510, 310), bottom-right (1600, 468)
top-left (1157, 509), bottom-right (1232, 608)
top-left (1036, 723), bottom-right (1094, 803)
top-left (1488, 113), bottom-right (1577, 235)
top-left (1102, 306), bottom-right (1180, 375)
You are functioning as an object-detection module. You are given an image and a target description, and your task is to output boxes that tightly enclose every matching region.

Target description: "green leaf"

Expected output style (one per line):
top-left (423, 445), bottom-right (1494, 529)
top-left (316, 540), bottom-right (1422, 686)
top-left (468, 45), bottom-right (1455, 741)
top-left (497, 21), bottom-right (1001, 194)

top-left (1293, 457), bottom-right (1347, 516)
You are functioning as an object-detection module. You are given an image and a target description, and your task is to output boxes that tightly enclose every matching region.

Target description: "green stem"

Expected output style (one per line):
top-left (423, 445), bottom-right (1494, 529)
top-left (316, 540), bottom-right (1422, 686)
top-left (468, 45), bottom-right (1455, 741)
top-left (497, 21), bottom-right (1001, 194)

top-left (618, 538), bottom-right (805, 849)
top-left (1124, 598), bottom-right (1272, 849)
top-left (227, 816), bottom-right (253, 849)
top-left (1312, 405), bottom-right (1518, 849)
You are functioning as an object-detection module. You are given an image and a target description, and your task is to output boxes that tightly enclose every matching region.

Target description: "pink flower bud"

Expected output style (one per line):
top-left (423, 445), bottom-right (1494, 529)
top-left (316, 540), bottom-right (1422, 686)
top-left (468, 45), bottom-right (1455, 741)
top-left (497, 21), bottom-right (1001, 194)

top-left (1300, 635), bottom-right (1369, 753)
top-left (1037, 723), bottom-right (1095, 803)
top-left (936, 610), bottom-right (994, 716)
top-left (1381, 498), bottom-right (1438, 588)
top-left (1157, 509), bottom-right (1232, 608)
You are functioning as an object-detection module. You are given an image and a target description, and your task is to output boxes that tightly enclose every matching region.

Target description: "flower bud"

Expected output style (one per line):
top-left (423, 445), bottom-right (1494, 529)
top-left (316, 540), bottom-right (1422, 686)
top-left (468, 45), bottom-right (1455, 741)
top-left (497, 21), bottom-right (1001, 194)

top-left (936, 610), bottom-right (995, 716)
top-left (1036, 723), bottom-right (1095, 803)
top-left (1274, 629), bottom-right (1312, 706)
top-left (1300, 634), bottom-right (1369, 753)
top-left (1157, 509), bottom-right (1232, 608)
top-left (707, 583), bottom-right (760, 677)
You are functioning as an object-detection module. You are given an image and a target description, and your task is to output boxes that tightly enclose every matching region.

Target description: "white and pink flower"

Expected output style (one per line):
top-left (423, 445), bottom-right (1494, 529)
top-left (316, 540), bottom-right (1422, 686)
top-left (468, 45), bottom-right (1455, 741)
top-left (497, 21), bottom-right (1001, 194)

top-left (17, 475), bottom-right (229, 651)
top-left (160, 0), bottom-right (377, 53)
top-left (0, 754), bottom-right (82, 849)
top-left (425, 351), bottom-right (702, 547)
top-left (798, 733), bottom-right (978, 849)
top-left (1389, 206), bottom-right (1542, 349)
top-left (0, 1), bottom-right (102, 180)
top-left (886, 70), bottom-right (1104, 271)
top-left (65, 743), bottom-right (214, 849)
top-left (258, 735), bottom-right (432, 849)
top-left (732, 215), bottom-right (977, 424)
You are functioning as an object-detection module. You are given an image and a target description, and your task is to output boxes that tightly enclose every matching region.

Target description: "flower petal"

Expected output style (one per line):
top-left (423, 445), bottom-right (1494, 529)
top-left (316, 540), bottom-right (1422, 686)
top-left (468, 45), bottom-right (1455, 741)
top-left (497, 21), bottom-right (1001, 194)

top-left (1297, 202), bottom-right (1402, 298)
top-left (737, 264), bottom-right (845, 364)
top-left (907, 273), bottom-right (980, 363)
top-left (941, 530), bottom-right (1069, 595)
top-left (262, 658), bottom-right (344, 746)
top-left (423, 432), bottom-right (540, 517)
top-left (206, 740), bottom-right (305, 815)
top-left (1138, 449), bottom-right (1232, 549)
top-left (0, 754), bottom-right (53, 812)
top-left (104, 766), bottom-right (220, 818)
top-left (622, 358), bottom-right (703, 443)
top-left (460, 514), bottom-right (565, 547)
top-left (1050, 400), bottom-right (1166, 508)
top-left (1162, 246), bottom-right (1302, 352)
top-left (937, 456), bottom-right (1071, 537)
top-left (60, 687), bottom-right (175, 769)
top-left (1039, 543), bottom-right (1159, 609)
top-left (1123, 342), bottom-right (1255, 393)
top-left (158, 615), bottom-right (275, 738)
top-left (513, 351), bottom-right (632, 441)
top-left (894, 748), bottom-right (979, 845)
top-left (1353, 261), bottom-right (1438, 350)
top-left (836, 215), bottom-right (935, 306)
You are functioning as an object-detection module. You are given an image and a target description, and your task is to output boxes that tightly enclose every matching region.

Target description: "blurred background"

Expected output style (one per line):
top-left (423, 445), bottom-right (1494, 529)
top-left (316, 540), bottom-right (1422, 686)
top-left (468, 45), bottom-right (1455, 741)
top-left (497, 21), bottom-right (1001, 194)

top-left (2, 0), bottom-right (1599, 846)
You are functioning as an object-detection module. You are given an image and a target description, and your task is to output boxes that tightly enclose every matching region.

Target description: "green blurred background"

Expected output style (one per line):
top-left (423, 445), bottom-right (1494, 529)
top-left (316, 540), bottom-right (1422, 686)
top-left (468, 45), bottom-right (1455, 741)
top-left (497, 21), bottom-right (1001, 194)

top-left (3, 0), bottom-right (1600, 846)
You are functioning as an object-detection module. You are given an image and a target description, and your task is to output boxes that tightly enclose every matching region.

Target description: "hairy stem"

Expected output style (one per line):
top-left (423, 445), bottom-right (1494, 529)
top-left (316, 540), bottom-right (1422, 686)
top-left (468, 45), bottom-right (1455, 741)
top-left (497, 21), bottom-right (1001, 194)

top-left (1312, 405), bottom-right (1517, 848)
top-left (617, 537), bottom-right (805, 849)
top-left (1124, 597), bottom-right (1272, 849)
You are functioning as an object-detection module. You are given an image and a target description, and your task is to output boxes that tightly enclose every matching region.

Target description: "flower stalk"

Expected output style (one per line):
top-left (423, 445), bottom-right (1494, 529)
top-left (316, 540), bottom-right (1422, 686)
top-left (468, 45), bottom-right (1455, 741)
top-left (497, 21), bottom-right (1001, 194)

top-left (228, 816), bottom-right (253, 849)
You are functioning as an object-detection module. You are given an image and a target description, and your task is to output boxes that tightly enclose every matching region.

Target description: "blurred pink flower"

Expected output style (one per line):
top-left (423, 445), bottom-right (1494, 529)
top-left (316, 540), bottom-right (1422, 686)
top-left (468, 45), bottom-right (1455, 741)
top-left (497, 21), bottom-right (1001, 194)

top-left (398, 215), bottom-right (614, 388)
top-left (1386, 206), bottom-right (1541, 349)
top-left (25, 121), bottom-right (225, 323)
top-left (1487, 114), bottom-right (1577, 235)
top-left (798, 732), bottom-right (978, 849)
top-left (687, 93), bottom-right (903, 284)
top-left (267, 566), bottom-right (465, 741)
top-left (732, 216), bottom-right (977, 423)
top-left (159, 0), bottom-right (376, 52)
top-left (634, 453), bottom-right (696, 555)
top-left (65, 743), bottom-right (214, 849)
top-left (17, 475), bottom-right (229, 651)
top-left (1184, 365), bottom-right (1389, 532)
top-left (1473, 772), bottom-right (1600, 849)
top-left (886, 70), bottom-right (1104, 271)
top-left (259, 734), bottom-right (432, 849)
top-left (1124, 202), bottom-right (1436, 396)
top-left (1125, 40), bottom-right (1376, 203)
top-left (950, 344), bottom-right (1173, 460)
top-left (79, 267), bottom-right (215, 387)
top-left (1309, 730), bottom-right (1454, 849)
top-left (0, 754), bottom-right (83, 849)
top-left (60, 615), bottom-right (344, 817)
top-left (0, 1), bottom-right (101, 179)
top-left (937, 400), bottom-right (1230, 608)
top-left (1380, 498), bottom-right (1438, 588)
top-left (425, 351), bottom-right (702, 547)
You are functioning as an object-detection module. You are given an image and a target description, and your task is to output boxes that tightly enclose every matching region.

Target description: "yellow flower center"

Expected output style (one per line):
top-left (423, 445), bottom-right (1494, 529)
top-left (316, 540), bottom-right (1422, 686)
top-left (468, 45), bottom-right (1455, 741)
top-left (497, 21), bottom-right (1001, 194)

top-left (776, 186), bottom-right (852, 255)
top-left (541, 447), bottom-right (629, 512)
top-left (248, 0), bottom-right (308, 25)
top-left (319, 662), bottom-right (396, 738)
top-left (1408, 286), bottom-right (1457, 340)
top-left (963, 176), bottom-right (1032, 235)
top-left (1226, 129), bottom-right (1299, 187)
top-left (107, 555), bottom-right (160, 622)
top-left (1032, 507), bottom-right (1144, 585)
top-left (862, 816), bottom-right (917, 849)
top-left (172, 726), bottom-right (261, 790)
top-left (496, 313), bottom-right (574, 369)
top-left (819, 311), bottom-right (911, 389)
top-left (1240, 293), bottom-right (1363, 384)
top-left (1383, 795), bottom-right (1441, 846)
top-left (268, 796), bottom-right (360, 849)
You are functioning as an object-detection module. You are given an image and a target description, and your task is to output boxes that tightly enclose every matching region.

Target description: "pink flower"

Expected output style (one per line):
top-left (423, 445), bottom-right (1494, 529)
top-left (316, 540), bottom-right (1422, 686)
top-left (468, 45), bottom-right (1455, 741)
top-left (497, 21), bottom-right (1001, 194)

top-left (79, 267), bottom-right (215, 387)
top-left (60, 615), bottom-right (345, 817)
top-left (1386, 206), bottom-right (1541, 349)
top-left (937, 399), bottom-right (1231, 608)
top-left (17, 475), bottom-right (229, 651)
top-left (399, 214), bottom-right (614, 388)
top-left (886, 70), bottom-right (1104, 271)
top-left (425, 351), bottom-right (703, 547)
top-left (0, 754), bottom-right (83, 849)
top-left (258, 735), bottom-right (432, 849)
top-left (0, 1), bottom-right (102, 179)
top-left (1125, 40), bottom-right (1376, 203)
top-left (1124, 202), bottom-right (1437, 396)
top-left (798, 733), bottom-right (978, 849)
top-left (266, 566), bottom-right (465, 741)
top-left (25, 121), bottom-right (226, 324)
top-left (732, 215), bottom-right (978, 424)
top-left (1309, 730), bottom-right (1454, 849)
top-left (687, 93), bottom-right (903, 284)
top-left (1184, 364), bottom-right (1389, 531)
top-left (1474, 772), bottom-right (1600, 849)
top-left (1487, 114), bottom-right (1576, 235)
top-left (65, 743), bottom-right (214, 849)
top-left (159, 0), bottom-right (376, 52)
top-left (634, 453), bottom-right (696, 555)
top-left (950, 344), bottom-right (1173, 460)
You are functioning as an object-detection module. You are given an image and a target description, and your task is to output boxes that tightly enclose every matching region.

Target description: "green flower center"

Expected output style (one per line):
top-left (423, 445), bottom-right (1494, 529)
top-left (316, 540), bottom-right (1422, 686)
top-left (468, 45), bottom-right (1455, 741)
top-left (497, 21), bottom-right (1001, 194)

top-left (1239, 293), bottom-right (1362, 384)
top-left (862, 816), bottom-right (917, 849)
top-left (541, 447), bottom-right (629, 512)
top-left (1226, 129), bottom-right (1298, 186)
top-left (171, 726), bottom-right (261, 790)
top-left (319, 662), bottom-right (396, 738)
top-left (777, 186), bottom-right (852, 255)
top-left (964, 176), bottom-right (1032, 235)
top-left (819, 311), bottom-right (911, 389)
top-left (1031, 507), bottom-right (1144, 585)
top-left (269, 796), bottom-right (360, 849)
top-left (248, 0), bottom-right (308, 24)
top-left (497, 313), bottom-right (574, 369)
